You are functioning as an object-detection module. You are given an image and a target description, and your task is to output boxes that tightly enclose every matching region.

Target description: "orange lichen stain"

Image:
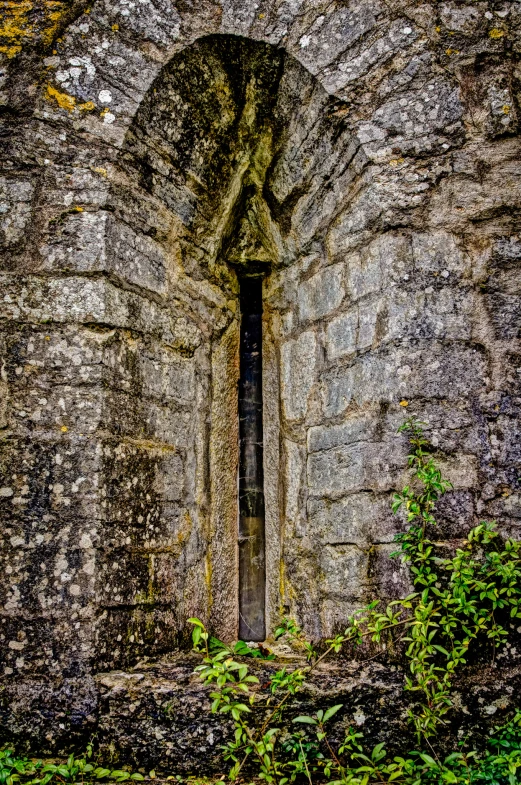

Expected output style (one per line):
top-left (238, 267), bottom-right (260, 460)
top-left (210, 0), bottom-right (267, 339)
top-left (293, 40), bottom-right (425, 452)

top-left (46, 83), bottom-right (76, 111)
top-left (0, 1), bottom-right (67, 58)
top-left (489, 28), bottom-right (504, 39)
top-left (78, 100), bottom-right (95, 111)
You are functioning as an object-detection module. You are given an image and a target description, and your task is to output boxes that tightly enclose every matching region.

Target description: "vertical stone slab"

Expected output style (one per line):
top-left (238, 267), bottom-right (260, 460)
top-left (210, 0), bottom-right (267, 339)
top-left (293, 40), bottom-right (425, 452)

top-left (209, 319), bottom-right (240, 641)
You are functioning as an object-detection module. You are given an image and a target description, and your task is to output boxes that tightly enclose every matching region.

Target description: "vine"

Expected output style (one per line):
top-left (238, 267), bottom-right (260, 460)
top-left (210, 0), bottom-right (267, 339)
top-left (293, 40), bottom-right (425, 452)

top-left (190, 417), bottom-right (521, 783)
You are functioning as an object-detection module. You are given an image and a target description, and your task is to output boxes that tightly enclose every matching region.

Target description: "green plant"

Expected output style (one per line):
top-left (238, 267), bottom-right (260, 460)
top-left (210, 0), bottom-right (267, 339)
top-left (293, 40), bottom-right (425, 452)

top-left (190, 416), bottom-right (521, 783)
top-left (0, 744), bottom-right (145, 785)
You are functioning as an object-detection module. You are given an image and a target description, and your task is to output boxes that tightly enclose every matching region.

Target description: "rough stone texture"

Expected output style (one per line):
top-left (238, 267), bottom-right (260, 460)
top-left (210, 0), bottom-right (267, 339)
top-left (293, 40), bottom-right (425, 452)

top-left (0, 0), bottom-right (520, 769)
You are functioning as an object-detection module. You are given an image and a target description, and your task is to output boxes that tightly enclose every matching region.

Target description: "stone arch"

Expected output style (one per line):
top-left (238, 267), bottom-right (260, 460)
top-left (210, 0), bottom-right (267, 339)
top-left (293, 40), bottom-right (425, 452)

top-left (101, 32), bottom-right (363, 648)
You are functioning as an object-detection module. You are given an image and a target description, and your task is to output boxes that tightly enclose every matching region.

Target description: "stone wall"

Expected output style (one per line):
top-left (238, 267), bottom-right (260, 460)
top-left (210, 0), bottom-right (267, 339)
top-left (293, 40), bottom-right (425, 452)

top-left (0, 0), bottom-right (520, 755)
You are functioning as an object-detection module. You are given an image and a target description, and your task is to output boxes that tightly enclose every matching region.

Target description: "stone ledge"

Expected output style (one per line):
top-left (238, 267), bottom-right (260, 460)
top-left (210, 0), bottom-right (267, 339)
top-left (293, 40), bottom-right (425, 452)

top-left (5, 650), bottom-right (520, 775)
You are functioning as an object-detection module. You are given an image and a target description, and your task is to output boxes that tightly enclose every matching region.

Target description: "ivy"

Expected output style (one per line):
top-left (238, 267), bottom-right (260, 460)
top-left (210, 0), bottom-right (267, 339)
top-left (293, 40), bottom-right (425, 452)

top-left (190, 416), bottom-right (521, 783)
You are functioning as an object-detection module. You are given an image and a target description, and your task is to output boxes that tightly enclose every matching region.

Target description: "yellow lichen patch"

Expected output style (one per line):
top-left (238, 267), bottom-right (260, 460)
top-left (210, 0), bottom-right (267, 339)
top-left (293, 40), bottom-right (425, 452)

top-left (91, 166), bottom-right (107, 176)
top-left (46, 83), bottom-right (76, 111)
top-left (100, 106), bottom-right (110, 117)
top-left (0, 1), bottom-right (68, 58)
top-left (0, 44), bottom-right (21, 57)
top-left (71, 206), bottom-right (83, 212)
top-left (111, 23), bottom-right (119, 30)
top-left (389, 157), bottom-right (404, 167)
top-left (502, 104), bottom-right (511, 115)
top-left (399, 400), bottom-right (409, 407)
top-left (489, 28), bottom-right (505, 39)
top-left (78, 100), bottom-right (95, 111)
top-left (445, 48), bottom-right (459, 56)
top-left (60, 425), bottom-right (68, 432)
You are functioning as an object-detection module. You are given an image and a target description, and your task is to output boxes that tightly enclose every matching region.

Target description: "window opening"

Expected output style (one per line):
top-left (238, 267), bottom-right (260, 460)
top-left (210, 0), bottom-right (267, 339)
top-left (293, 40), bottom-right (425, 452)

top-left (238, 276), bottom-right (266, 641)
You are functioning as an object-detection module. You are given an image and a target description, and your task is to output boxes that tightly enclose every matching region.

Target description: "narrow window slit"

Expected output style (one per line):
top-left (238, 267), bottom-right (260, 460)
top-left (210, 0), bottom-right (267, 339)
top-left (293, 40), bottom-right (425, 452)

top-left (238, 276), bottom-right (266, 642)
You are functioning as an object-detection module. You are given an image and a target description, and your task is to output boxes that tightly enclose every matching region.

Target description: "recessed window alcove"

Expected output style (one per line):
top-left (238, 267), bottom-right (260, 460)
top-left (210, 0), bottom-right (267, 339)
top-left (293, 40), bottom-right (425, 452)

top-left (106, 30), bottom-right (367, 653)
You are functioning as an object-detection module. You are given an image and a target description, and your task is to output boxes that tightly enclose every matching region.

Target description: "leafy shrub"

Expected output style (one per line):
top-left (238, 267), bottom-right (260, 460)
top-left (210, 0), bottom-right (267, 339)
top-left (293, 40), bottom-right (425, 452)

top-left (190, 417), bottom-right (521, 783)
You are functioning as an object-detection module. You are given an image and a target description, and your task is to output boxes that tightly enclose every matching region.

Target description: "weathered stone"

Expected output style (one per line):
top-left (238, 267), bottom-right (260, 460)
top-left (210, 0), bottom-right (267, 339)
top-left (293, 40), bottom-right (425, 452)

top-left (280, 331), bottom-right (317, 421)
top-left (298, 264), bottom-right (345, 322)
top-left (0, 0), bottom-right (520, 769)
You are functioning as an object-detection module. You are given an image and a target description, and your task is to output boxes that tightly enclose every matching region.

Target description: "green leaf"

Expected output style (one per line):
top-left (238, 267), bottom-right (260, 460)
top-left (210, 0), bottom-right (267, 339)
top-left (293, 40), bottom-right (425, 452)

top-left (323, 704), bottom-right (343, 722)
top-left (419, 753), bottom-right (437, 768)
top-left (188, 617), bottom-right (205, 627)
top-left (293, 716), bottom-right (317, 725)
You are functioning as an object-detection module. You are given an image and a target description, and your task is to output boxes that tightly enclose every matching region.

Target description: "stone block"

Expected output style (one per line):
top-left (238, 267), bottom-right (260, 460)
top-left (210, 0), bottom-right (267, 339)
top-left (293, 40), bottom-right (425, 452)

top-left (307, 440), bottom-right (401, 498)
top-left (107, 217), bottom-right (167, 295)
top-left (320, 544), bottom-right (369, 599)
top-left (368, 544), bottom-right (414, 600)
top-left (281, 331), bottom-right (317, 421)
top-left (298, 264), bottom-right (345, 322)
top-left (139, 351), bottom-right (196, 404)
top-left (357, 301), bottom-right (378, 349)
top-left (97, 547), bottom-right (152, 607)
top-left (287, 2), bottom-right (379, 73)
top-left (40, 213), bottom-right (168, 296)
top-left (484, 293), bottom-right (521, 340)
top-left (0, 178), bottom-right (34, 250)
top-left (94, 606), bottom-right (180, 671)
top-left (0, 276), bottom-right (174, 343)
top-left (308, 492), bottom-right (396, 546)
top-left (321, 344), bottom-right (487, 418)
top-left (411, 230), bottom-right (468, 275)
top-left (40, 211), bottom-right (108, 273)
top-left (308, 413), bottom-right (376, 453)
top-left (434, 490), bottom-right (476, 539)
top-left (326, 310), bottom-right (357, 360)
top-left (322, 19), bottom-right (418, 96)
top-left (343, 233), bottom-right (412, 300)
top-left (0, 615), bottom-right (93, 678)
top-left (283, 439), bottom-right (305, 535)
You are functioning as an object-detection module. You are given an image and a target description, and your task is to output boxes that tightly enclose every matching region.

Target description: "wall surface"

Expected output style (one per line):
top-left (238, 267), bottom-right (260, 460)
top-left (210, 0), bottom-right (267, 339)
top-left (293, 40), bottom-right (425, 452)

top-left (0, 0), bottom-right (520, 760)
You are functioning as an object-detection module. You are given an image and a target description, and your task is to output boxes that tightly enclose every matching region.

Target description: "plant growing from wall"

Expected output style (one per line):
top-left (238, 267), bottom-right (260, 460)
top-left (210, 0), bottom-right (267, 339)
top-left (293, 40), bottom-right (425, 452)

top-left (190, 416), bottom-right (521, 783)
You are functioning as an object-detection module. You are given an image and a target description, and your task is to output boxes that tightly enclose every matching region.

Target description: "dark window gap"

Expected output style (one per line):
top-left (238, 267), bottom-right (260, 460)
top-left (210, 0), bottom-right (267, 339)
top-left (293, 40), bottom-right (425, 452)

top-left (238, 276), bottom-right (266, 642)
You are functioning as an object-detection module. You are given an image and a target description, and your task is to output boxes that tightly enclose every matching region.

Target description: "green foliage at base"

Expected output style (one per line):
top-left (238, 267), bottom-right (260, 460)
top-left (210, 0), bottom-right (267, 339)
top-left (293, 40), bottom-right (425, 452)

top-left (190, 417), bottom-right (521, 784)
top-left (0, 745), bottom-right (144, 785)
